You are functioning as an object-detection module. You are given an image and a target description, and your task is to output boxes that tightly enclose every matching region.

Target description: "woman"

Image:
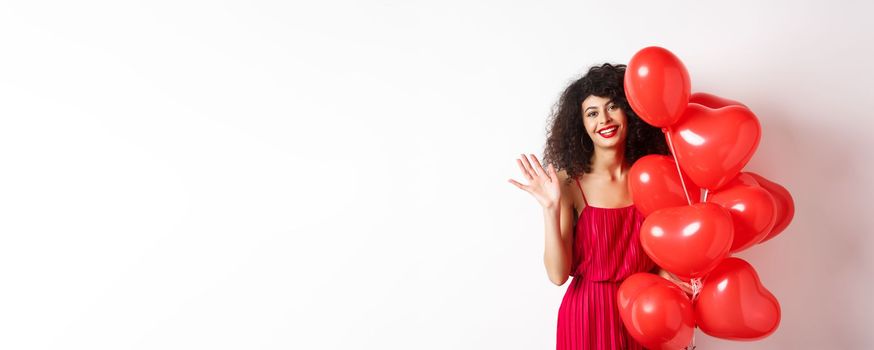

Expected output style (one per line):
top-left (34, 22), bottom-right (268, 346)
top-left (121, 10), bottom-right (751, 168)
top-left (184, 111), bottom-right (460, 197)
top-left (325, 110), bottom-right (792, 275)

top-left (508, 63), bottom-right (690, 349)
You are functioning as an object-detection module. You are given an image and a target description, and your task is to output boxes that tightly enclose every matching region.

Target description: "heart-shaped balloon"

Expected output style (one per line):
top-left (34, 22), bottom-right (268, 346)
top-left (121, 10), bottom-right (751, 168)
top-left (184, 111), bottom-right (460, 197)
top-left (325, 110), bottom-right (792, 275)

top-left (618, 273), bottom-right (694, 350)
top-left (668, 103), bottom-right (761, 190)
top-left (689, 92), bottom-right (748, 109)
top-left (617, 273), bottom-right (664, 318)
top-left (695, 257), bottom-right (781, 340)
top-left (625, 46), bottom-right (691, 128)
top-left (629, 155), bottom-right (701, 217)
top-left (640, 203), bottom-right (734, 279)
top-left (726, 172), bottom-right (760, 187)
top-left (747, 172), bottom-right (795, 243)
top-left (709, 180), bottom-right (777, 253)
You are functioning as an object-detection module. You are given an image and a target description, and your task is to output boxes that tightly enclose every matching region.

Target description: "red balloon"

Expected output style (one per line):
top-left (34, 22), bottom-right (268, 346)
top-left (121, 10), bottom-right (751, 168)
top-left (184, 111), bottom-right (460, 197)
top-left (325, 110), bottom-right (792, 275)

top-left (625, 46), bottom-right (691, 128)
top-left (617, 273), bottom-right (665, 318)
top-left (747, 173), bottom-right (795, 243)
top-left (709, 181), bottom-right (777, 253)
top-left (695, 257), bottom-right (781, 340)
top-left (689, 92), bottom-right (748, 109)
top-left (618, 273), bottom-right (695, 350)
top-left (640, 203), bottom-right (734, 279)
top-left (726, 172), bottom-right (760, 187)
top-left (668, 103), bottom-right (761, 190)
top-left (629, 155), bottom-right (701, 217)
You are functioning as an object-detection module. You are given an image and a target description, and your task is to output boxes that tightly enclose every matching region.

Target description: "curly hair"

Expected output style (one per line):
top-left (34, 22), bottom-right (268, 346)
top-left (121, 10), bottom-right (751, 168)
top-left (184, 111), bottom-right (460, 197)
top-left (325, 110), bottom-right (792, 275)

top-left (542, 63), bottom-right (669, 182)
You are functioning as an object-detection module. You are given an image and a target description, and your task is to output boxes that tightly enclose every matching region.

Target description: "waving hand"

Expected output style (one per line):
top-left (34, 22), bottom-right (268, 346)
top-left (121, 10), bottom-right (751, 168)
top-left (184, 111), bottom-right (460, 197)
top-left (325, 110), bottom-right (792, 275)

top-left (508, 154), bottom-right (562, 209)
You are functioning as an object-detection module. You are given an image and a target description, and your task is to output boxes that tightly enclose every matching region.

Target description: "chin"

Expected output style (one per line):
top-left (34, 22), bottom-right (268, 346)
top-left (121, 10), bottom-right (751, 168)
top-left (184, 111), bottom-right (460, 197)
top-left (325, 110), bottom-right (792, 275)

top-left (595, 138), bottom-right (626, 150)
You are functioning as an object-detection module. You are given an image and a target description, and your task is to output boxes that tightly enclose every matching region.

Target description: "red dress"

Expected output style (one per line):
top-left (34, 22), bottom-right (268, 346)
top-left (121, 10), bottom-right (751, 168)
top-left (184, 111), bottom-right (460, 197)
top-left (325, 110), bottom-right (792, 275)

top-left (556, 178), bottom-right (656, 350)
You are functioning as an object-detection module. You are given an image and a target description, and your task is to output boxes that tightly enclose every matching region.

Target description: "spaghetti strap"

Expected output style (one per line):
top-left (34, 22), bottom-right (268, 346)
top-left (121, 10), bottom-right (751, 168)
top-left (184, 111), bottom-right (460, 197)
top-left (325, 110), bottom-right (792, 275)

top-left (574, 177), bottom-right (588, 206)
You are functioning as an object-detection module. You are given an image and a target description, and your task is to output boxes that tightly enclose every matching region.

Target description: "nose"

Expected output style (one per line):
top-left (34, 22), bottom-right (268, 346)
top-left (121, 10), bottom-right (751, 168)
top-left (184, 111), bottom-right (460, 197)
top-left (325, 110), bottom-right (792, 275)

top-left (599, 110), bottom-right (613, 124)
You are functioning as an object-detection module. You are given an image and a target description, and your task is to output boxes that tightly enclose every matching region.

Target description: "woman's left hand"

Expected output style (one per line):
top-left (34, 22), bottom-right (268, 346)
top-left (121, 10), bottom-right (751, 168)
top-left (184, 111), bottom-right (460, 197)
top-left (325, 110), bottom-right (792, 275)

top-left (658, 269), bottom-right (693, 295)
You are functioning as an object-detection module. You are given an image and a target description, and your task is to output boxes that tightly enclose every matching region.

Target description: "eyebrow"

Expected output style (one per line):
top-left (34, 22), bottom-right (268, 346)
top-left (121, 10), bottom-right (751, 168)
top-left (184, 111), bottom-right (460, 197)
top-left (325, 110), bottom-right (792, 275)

top-left (583, 100), bottom-right (614, 111)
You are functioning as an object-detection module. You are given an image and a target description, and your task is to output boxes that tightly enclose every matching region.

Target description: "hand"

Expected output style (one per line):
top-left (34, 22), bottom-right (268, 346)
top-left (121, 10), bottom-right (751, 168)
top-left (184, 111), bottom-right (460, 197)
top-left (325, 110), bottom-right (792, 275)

top-left (508, 154), bottom-right (562, 209)
top-left (674, 279), bottom-right (694, 296)
top-left (658, 269), bottom-right (694, 295)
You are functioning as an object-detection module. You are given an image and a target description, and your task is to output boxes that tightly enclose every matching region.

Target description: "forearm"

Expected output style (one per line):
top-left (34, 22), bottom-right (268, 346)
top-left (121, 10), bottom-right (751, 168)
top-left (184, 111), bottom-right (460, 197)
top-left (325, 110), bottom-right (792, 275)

top-left (543, 206), bottom-right (571, 285)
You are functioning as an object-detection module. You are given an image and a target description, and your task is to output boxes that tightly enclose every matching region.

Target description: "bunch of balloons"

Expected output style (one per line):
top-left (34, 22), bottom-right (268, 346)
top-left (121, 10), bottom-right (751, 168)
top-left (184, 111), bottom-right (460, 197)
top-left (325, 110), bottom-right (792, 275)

top-left (617, 46), bottom-right (795, 349)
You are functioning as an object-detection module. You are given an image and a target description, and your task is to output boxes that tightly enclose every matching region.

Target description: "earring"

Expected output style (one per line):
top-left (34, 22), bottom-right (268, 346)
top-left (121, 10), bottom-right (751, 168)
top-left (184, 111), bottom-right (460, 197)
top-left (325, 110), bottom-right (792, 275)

top-left (581, 135), bottom-right (591, 152)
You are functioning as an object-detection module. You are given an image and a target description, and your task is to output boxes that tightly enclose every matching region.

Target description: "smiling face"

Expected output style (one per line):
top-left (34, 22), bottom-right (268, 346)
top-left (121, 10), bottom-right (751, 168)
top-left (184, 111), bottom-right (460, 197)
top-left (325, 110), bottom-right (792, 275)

top-left (581, 95), bottom-right (628, 150)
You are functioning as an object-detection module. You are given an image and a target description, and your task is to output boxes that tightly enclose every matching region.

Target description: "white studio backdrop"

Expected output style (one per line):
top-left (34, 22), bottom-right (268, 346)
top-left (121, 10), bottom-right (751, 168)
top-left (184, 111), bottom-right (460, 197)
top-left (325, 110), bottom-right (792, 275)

top-left (1, 0), bottom-right (872, 349)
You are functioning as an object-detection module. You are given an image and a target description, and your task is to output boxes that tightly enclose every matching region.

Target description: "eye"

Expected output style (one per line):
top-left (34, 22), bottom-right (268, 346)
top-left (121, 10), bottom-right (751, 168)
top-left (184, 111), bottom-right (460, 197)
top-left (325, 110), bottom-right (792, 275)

top-left (609, 104), bottom-right (619, 111)
top-left (587, 111), bottom-right (597, 118)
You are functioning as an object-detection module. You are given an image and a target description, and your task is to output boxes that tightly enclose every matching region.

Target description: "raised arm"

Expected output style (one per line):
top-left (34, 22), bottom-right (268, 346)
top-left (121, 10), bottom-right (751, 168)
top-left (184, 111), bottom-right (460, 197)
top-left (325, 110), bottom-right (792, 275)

top-left (509, 154), bottom-right (576, 286)
top-left (542, 181), bottom-right (576, 286)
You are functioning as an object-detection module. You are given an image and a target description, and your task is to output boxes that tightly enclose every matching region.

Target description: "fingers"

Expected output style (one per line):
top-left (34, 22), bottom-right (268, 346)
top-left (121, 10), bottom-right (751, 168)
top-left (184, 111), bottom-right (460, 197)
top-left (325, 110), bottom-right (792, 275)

top-left (680, 281), bottom-right (693, 294)
top-left (516, 159), bottom-right (533, 181)
top-left (530, 154), bottom-right (547, 178)
top-left (547, 163), bottom-right (558, 182)
top-left (507, 178), bottom-right (528, 191)
top-left (519, 154), bottom-right (538, 177)
top-left (516, 154), bottom-right (553, 185)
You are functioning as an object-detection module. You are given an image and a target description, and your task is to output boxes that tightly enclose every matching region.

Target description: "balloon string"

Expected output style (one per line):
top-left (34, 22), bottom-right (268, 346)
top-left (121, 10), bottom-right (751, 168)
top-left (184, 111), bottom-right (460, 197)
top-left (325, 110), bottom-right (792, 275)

top-left (685, 328), bottom-right (697, 350)
top-left (689, 330), bottom-right (697, 350)
top-left (664, 129), bottom-right (692, 205)
top-left (686, 278), bottom-right (703, 350)
top-left (691, 277), bottom-right (702, 301)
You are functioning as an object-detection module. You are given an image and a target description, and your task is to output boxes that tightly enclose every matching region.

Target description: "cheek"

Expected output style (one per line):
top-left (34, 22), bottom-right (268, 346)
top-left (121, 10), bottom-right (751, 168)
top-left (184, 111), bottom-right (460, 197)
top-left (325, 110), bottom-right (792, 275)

top-left (615, 111), bottom-right (628, 124)
top-left (582, 118), bottom-right (596, 132)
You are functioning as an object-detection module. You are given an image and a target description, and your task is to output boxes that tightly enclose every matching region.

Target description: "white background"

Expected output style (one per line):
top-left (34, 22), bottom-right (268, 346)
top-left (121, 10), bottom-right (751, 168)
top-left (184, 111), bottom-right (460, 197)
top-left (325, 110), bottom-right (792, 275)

top-left (1, 0), bottom-right (872, 349)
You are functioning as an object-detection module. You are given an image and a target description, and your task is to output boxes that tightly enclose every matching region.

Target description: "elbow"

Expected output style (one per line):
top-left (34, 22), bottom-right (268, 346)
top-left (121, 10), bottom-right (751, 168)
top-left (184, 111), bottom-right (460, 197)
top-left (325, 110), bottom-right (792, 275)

top-left (544, 256), bottom-right (572, 286)
top-left (549, 271), bottom-right (570, 286)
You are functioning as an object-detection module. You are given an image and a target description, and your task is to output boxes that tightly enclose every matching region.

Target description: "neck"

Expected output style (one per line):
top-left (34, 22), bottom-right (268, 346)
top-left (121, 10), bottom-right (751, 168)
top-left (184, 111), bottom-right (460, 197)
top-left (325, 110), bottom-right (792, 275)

top-left (590, 146), bottom-right (627, 180)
